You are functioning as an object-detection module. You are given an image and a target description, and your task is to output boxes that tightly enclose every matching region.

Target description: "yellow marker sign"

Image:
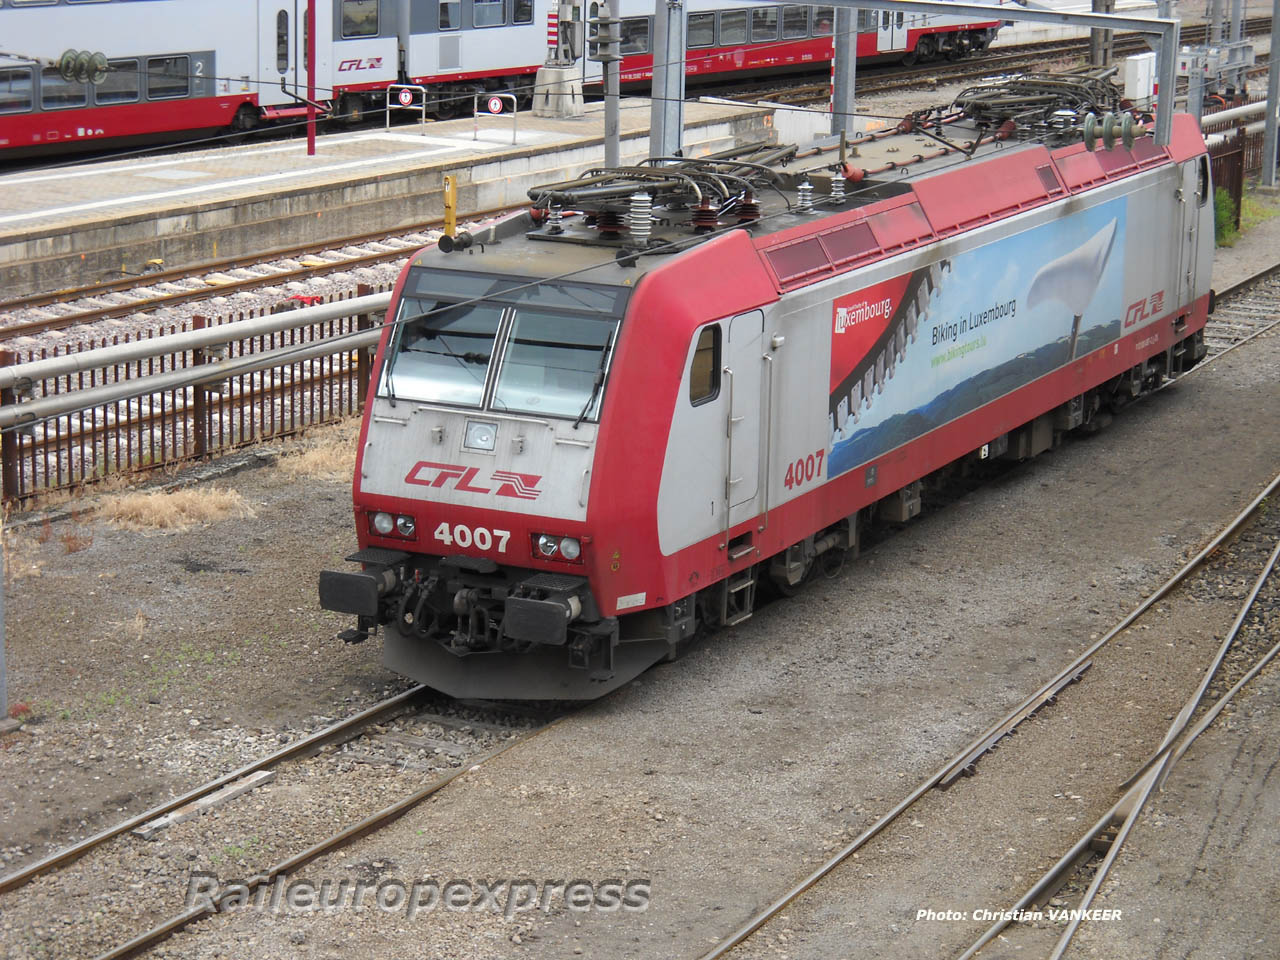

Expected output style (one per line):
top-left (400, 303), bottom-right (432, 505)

top-left (443, 175), bottom-right (457, 238)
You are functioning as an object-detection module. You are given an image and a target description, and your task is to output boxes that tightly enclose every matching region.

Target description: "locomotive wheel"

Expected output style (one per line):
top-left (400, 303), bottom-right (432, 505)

top-left (766, 560), bottom-right (812, 598)
top-left (230, 103), bottom-right (259, 132)
top-left (901, 47), bottom-right (920, 67)
top-left (433, 95), bottom-right (460, 120)
top-left (338, 93), bottom-right (364, 126)
top-left (916, 37), bottom-right (935, 61)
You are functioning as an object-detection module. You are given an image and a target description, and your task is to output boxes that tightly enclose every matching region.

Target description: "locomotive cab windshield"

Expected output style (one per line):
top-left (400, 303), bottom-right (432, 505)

top-left (382, 268), bottom-right (629, 421)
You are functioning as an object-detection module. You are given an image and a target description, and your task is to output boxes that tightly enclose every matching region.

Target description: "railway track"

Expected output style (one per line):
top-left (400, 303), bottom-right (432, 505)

top-left (695, 264), bottom-right (1280, 959)
top-left (700, 469), bottom-right (1280, 960)
top-left (0, 686), bottom-right (567, 960)
top-left (761, 16), bottom-right (1274, 105)
top-left (0, 213), bottom-right (508, 342)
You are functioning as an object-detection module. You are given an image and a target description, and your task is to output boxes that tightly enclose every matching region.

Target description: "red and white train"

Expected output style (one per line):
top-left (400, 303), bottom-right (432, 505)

top-left (0, 0), bottom-right (1003, 159)
top-left (319, 96), bottom-right (1215, 700)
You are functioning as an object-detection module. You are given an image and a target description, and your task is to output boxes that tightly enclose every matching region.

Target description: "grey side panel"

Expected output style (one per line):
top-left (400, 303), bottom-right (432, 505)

top-left (439, 33), bottom-right (462, 69)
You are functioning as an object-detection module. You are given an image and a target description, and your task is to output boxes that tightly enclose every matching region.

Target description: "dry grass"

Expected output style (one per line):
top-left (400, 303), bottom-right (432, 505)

top-left (274, 417), bottom-right (359, 484)
top-left (60, 530), bottom-right (93, 554)
top-left (98, 486), bottom-right (256, 532)
top-left (3, 524), bottom-right (44, 582)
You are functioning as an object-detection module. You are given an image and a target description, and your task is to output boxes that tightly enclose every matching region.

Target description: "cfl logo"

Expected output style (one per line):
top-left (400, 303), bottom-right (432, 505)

top-left (404, 462), bottom-right (543, 500)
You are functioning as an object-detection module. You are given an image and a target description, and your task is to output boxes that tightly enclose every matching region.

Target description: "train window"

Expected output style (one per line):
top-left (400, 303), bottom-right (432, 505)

top-left (389, 297), bottom-right (505, 407)
top-left (439, 0), bottom-right (460, 29)
top-left (856, 10), bottom-right (875, 31)
top-left (881, 11), bottom-right (889, 28)
top-left (813, 6), bottom-right (834, 36)
top-left (751, 8), bottom-right (778, 42)
top-left (95, 60), bottom-right (140, 105)
top-left (513, 0), bottom-right (533, 24)
top-left (387, 270), bottom-right (628, 415)
top-left (342, 0), bottom-right (379, 37)
top-left (687, 12), bottom-right (715, 47)
top-left (40, 67), bottom-right (87, 110)
top-left (719, 10), bottom-right (747, 45)
top-left (896, 12), bottom-right (904, 28)
top-left (688, 326), bottom-right (720, 405)
top-left (146, 57), bottom-right (190, 100)
top-left (1198, 156), bottom-right (1210, 205)
top-left (491, 308), bottom-right (619, 419)
top-left (781, 6), bottom-right (809, 39)
top-left (277, 11), bottom-right (290, 72)
top-left (0, 68), bottom-right (33, 114)
top-left (620, 18), bottom-right (650, 55)
top-left (474, 0), bottom-right (504, 27)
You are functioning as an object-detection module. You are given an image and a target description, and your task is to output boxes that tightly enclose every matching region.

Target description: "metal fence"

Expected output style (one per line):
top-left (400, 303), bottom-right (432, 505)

top-left (1203, 91), bottom-right (1272, 227)
top-left (0, 285), bottom-right (392, 504)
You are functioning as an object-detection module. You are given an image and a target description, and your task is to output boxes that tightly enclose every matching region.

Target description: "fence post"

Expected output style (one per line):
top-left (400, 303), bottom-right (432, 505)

top-left (356, 284), bottom-right (373, 411)
top-left (191, 317), bottom-right (208, 460)
top-left (0, 351), bottom-right (18, 505)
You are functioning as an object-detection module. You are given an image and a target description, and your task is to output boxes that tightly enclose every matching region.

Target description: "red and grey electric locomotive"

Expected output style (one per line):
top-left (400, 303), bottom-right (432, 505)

top-left (320, 80), bottom-right (1214, 699)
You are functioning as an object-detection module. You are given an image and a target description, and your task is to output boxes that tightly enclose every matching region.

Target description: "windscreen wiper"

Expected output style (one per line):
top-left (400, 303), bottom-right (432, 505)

top-left (573, 329), bottom-right (616, 430)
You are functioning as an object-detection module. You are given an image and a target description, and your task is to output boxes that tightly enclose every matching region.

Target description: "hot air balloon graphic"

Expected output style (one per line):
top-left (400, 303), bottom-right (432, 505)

top-left (1026, 218), bottom-right (1118, 362)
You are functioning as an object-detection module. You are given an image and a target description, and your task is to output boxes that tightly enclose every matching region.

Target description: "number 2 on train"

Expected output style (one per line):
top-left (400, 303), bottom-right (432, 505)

top-left (784, 449), bottom-right (825, 490)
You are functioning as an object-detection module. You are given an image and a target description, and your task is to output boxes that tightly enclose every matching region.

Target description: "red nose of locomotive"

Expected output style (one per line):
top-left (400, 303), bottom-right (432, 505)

top-left (318, 238), bottom-right (633, 695)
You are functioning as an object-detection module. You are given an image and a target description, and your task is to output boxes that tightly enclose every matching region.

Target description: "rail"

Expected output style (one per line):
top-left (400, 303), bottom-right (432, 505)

top-left (0, 287), bottom-right (394, 504)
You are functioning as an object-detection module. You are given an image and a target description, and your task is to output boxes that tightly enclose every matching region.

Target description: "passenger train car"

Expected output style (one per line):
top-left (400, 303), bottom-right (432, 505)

top-left (0, 0), bottom-right (1003, 158)
top-left (319, 89), bottom-right (1215, 700)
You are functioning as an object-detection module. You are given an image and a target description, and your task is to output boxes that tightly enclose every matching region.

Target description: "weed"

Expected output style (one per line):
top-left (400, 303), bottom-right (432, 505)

top-left (2, 506), bottom-right (44, 582)
top-left (1214, 186), bottom-right (1239, 246)
top-left (98, 486), bottom-right (255, 532)
top-left (274, 417), bottom-right (359, 483)
top-left (1240, 190), bottom-right (1280, 233)
top-left (60, 530), bottom-right (93, 554)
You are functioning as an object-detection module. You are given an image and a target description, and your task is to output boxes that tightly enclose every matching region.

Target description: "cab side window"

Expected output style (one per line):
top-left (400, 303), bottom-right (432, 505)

top-left (689, 326), bottom-right (721, 405)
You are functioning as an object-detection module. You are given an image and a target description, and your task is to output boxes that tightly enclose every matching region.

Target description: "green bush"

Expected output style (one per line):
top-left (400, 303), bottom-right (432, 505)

top-left (1214, 186), bottom-right (1239, 246)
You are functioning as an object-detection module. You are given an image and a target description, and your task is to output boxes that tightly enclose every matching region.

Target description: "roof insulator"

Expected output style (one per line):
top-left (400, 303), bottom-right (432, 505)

top-left (797, 179), bottom-right (815, 214)
top-left (628, 191), bottom-right (652, 243)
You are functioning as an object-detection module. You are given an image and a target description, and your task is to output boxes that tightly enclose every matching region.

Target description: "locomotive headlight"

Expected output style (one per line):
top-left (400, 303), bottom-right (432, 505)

top-left (536, 534), bottom-right (559, 557)
top-left (395, 515), bottom-right (416, 537)
top-left (372, 512), bottom-right (395, 535)
top-left (559, 537), bottom-right (581, 561)
top-left (463, 419), bottom-right (498, 451)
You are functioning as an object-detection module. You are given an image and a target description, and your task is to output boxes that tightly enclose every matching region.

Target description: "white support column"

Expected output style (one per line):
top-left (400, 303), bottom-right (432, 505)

top-left (1262, 0), bottom-right (1280, 188)
top-left (650, 0), bottom-right (686, 159)
top-left (830, 7), bottom-right (857, 138)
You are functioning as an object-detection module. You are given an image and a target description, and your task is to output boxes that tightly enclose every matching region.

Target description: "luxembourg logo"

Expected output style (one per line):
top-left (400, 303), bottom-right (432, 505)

top-left (834, 296), bottom-right (894, 334)
top-left (404, 462), bottom-right (543, 500)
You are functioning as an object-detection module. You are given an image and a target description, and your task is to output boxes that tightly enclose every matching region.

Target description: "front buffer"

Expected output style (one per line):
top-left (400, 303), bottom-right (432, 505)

top-left (319, 548), bottom-right (670, 700)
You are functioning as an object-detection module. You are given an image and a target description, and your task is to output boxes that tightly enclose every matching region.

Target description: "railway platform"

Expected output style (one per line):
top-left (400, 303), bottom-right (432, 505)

top-left (0, 98), bottom-right (783, 300)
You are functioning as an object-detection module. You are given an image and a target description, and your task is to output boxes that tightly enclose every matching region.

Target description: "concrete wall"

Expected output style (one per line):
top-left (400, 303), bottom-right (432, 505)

top-left (0, 109), bottom-right (775, 299)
